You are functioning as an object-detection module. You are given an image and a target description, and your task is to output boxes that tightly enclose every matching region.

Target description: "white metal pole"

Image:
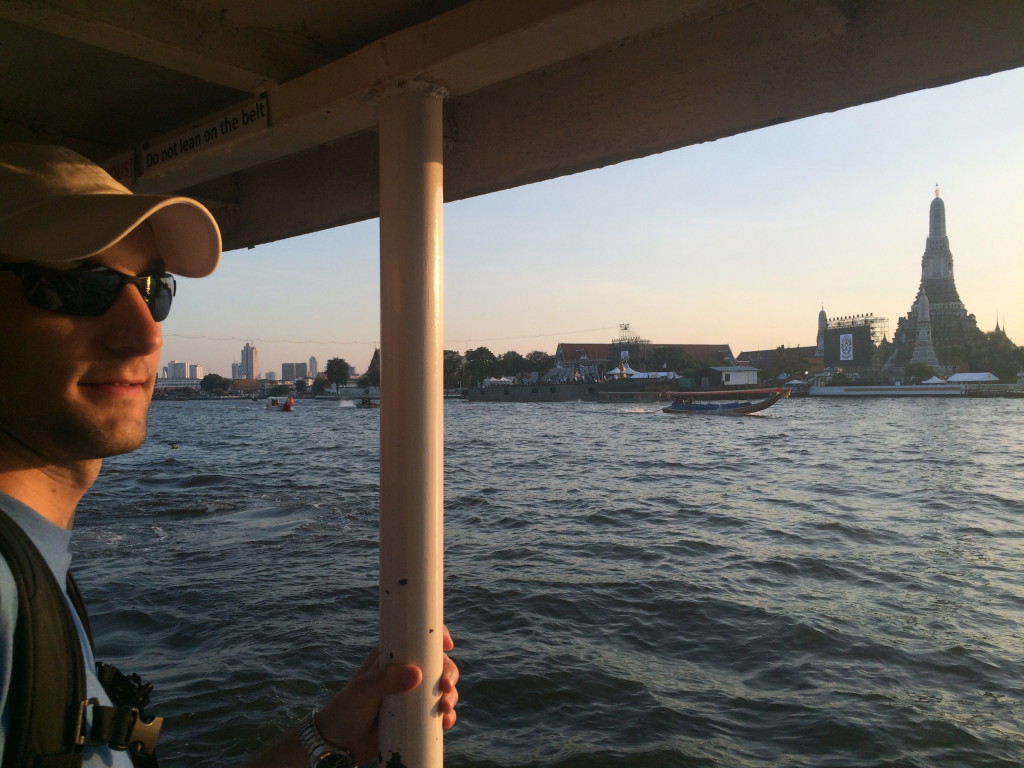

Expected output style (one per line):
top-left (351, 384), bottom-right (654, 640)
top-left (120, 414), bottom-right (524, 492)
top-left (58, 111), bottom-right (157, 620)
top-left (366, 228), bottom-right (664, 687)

top-left (377, 81), bottom-right (447, 768)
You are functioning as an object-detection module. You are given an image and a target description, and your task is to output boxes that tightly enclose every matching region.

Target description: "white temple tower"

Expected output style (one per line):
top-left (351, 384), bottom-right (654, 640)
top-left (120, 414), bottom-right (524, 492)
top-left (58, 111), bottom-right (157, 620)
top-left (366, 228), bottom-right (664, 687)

top-left (909, 291), bottom-right (943, 370)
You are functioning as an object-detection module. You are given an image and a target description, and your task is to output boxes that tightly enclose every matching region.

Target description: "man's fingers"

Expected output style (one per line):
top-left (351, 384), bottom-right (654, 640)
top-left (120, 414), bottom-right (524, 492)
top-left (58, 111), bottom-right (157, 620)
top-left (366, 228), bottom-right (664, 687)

top-left (383, 663), bottom-right (423, 695)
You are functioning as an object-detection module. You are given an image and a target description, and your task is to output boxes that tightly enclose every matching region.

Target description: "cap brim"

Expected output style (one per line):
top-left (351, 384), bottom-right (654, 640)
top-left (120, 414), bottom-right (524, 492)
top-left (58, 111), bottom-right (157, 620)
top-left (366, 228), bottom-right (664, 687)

top-left (0, 193), bottom-right (221, 277)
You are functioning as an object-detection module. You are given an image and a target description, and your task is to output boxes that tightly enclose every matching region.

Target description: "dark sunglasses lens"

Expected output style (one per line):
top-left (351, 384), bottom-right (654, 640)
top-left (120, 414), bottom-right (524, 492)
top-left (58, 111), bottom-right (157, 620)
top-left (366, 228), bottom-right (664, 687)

top-left (19, 265), bottom-right (118, 316)
top-left (15, 265), bottom-right (175, 321)
top-left (76, 269), bottom-right (126, 316)
top-left (145, 276), bottom-right (175, 322)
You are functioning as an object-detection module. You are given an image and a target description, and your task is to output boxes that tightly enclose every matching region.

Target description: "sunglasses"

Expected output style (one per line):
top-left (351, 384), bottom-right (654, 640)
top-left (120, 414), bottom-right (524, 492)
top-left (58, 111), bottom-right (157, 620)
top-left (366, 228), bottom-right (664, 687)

top-left (0, 261), bottom-right (176, 322)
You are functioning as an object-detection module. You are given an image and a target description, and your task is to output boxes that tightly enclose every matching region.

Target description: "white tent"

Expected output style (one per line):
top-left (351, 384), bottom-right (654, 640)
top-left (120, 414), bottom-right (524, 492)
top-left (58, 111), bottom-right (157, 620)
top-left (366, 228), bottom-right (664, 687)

top-left (922, 375), bottom-right (947, 384)
top-left (606, 365), bottom-right (639, 377)
top-left (947, 372), bottom-right (999, 382)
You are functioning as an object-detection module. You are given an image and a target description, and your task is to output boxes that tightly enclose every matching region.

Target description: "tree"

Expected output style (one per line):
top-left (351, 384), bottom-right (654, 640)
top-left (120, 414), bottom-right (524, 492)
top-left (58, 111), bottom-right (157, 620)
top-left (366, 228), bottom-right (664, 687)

top-left (294, 379), bottom-right (308, 394)
top-left (443, 350), bottom-right (464, 389)
top-left (762, 346), bottom-right (810, 384)
top-left (497, 350), bottom-right (527, 378)
top-left (311, 377), bottom-right (329, 395)
top-left (524, 350), bottom-right (555, 374)
top-left (269, 383), bottom-right (291, 396)
top-left (200, 373), bottom-right (230, 394)
top-left (463, 347), bottom-right (497, 386)
top-left (903, 362), bottom-right (936, 383)
top-left (649, 346), bottom-right (699, 377)
top-left (965, 329), bottom-right (1022, 382)
top-left (326, 358), bottom-right (351, 392)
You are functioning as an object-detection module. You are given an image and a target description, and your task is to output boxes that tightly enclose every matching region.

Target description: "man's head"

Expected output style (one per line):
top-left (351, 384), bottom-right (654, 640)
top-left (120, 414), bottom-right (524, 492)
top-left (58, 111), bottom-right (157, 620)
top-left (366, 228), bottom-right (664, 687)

top-left (0, 143), bottom-right (220, 276)
top-left (0, 143), bottom-right (222, 469)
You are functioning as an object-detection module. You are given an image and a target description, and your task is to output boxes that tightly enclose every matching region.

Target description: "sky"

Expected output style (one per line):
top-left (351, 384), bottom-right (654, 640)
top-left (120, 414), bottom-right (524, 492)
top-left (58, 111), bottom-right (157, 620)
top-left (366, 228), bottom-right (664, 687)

top-left (159, 67), bottom-right (1024, 379)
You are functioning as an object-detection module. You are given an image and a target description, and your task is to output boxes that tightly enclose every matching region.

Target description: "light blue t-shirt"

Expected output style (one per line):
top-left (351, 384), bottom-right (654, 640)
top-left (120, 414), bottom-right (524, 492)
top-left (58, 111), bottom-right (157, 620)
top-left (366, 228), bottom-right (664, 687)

top-left (0, 492), bottom-right (134, 768)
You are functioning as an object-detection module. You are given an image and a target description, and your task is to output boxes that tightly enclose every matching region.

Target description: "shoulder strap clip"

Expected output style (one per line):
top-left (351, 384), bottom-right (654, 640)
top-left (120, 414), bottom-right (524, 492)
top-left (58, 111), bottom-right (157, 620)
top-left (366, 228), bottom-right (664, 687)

top-left (76, 698), bottom-right (164, 756)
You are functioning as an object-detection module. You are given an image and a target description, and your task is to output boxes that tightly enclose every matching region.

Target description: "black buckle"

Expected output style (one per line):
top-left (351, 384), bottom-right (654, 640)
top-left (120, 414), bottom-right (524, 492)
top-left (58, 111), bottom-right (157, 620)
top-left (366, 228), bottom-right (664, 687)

top-left (77, 698), bottom-right (163, 756)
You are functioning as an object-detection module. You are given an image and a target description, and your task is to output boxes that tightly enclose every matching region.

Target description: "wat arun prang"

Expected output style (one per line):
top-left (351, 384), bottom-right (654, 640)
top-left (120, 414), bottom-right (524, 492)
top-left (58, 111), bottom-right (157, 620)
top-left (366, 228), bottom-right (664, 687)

top-left (884, 188), bottom-right (980, 376)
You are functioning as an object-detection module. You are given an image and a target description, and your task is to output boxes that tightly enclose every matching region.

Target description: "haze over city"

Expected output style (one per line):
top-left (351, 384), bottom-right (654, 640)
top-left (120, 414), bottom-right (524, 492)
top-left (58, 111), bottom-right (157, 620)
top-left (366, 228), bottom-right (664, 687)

top-left (159, 67), bottom-right (1023, 380)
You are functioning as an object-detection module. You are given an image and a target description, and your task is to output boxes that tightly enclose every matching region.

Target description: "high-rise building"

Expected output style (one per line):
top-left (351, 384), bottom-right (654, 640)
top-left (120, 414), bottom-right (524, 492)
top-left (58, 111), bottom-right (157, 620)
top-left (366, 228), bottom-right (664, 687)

top-left (308, 357), bottom-right (318, 378)
top-left (886, 189), bottom-right (978, 371)
top-left (231, 362), bottom-right (244, 379)
top-left (165, 360), bottom-right (188, 379)
top-left (282, 362), bottom-right (309, 380)
top-left (240, 342), bottom-right (260, 379)
top-left (188, 363), bottom-right (203, 380)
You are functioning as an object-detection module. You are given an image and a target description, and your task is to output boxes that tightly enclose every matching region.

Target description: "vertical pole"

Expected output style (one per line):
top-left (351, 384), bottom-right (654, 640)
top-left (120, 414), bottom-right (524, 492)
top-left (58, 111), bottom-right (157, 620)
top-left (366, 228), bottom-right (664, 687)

top-left (378, 81), bottom-right (447, 768)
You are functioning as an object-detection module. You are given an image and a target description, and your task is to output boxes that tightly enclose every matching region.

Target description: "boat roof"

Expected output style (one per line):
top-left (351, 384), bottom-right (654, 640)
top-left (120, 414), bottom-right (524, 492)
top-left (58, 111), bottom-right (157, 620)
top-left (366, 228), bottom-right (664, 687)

top-left (5, 3), bottom-right (1022, 251)
top-left (667, 387), bottom-right (782, 396)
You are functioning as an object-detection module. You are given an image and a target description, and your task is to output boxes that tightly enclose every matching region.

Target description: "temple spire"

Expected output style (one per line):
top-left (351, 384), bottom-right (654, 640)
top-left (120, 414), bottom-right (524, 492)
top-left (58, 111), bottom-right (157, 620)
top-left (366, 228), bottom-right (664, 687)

top-left (887, 188), bottom-right (976, 374)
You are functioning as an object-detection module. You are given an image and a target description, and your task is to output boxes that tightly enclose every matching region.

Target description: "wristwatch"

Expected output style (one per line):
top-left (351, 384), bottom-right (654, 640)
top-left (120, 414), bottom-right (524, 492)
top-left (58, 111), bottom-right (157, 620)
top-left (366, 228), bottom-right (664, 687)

top-left (298, 711), bottom-right (355, 768)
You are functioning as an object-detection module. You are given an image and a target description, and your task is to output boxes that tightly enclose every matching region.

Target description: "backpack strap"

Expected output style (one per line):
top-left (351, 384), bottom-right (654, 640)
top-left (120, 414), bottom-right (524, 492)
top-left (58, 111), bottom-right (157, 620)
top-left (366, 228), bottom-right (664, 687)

top-left (0, 510), bottom-right (85, 768)
top-left (66, 574), bottom-right (93, 648)
top-left (0, 512), bottom-right (162, 768)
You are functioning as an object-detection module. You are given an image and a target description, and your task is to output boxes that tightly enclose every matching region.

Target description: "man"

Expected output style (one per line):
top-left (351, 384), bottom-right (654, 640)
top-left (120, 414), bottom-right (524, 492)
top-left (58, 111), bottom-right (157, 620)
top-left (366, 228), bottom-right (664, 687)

top-left (0, 144), bottom-right (458, 767)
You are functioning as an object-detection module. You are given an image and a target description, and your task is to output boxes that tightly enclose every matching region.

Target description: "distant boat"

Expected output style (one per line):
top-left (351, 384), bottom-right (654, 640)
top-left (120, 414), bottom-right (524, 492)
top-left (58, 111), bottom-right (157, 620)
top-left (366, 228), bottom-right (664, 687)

top-left (662, 387), bottom-right (786, 415)
top-left (356, 397), bottom-right (379, 409)
top-left (267, 396), bottom-right (295, 411)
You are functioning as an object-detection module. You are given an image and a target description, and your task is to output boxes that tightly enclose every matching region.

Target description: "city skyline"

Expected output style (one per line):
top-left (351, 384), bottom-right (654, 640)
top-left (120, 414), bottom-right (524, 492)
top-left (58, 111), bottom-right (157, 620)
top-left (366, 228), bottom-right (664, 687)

top-left (158, 68), bottom-right (1024, 379)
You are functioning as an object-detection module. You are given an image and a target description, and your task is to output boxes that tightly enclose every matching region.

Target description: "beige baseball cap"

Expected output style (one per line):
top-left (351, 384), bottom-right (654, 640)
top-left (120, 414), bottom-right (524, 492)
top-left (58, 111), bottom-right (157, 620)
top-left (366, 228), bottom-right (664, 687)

top-left (0, 143), bottom-right (221, 277)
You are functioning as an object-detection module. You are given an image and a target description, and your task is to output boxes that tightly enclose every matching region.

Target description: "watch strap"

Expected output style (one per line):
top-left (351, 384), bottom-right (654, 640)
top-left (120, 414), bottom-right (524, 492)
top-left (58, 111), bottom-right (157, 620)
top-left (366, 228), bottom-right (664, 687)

top-left (298, 710), bottom-right (353, 768)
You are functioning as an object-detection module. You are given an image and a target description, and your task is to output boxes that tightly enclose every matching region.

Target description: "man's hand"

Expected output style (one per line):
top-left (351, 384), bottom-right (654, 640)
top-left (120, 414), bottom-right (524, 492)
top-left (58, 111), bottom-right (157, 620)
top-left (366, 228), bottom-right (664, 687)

top-left (317, 627), bottom-right (460, 764)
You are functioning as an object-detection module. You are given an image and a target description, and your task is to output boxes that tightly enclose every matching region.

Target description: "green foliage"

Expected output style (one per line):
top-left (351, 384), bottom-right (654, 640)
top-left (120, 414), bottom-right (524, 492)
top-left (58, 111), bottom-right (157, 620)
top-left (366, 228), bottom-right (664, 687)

top-left (200, 373), bottom-right (231, 394)
top-left (965, 329), bottom-right (1022, 382)
top-left (524, 350), bottom-right (555, 372)
top-left (903, 362), bottom-right (936, 383)
top-left (762, 346), bottom-right (810, 384)
top-left (443, 350), bottom-right (464, 389)
top-left (269, 384), bottom-right (291, 396)
top-left (497, 350), bottom-right (527, 378)
top-left (463, 347), bottom-right (498, 385)
top-left (649, 346), bottom-right (699, 376)
top-left (326, 358), bottom-right (351, 391)
top-left (311, 377), bottom-right (329, 395)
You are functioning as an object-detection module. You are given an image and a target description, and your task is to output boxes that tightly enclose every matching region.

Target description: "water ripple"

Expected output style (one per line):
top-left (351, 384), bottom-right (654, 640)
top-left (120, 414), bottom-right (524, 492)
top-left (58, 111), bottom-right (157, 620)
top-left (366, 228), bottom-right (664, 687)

top-left (71, 397), bottom-right (1024, 767)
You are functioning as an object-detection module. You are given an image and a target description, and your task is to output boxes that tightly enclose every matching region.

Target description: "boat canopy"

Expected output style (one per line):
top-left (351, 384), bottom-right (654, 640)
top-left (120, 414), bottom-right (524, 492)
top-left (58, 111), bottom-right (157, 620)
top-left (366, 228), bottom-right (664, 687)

top-left (922, 376), bottom-right (947, 384)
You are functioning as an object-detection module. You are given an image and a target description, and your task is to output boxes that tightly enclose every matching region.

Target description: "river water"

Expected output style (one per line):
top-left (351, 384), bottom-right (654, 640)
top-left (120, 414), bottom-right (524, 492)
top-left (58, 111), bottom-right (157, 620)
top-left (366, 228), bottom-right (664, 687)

top-left (74, 396), bottom-right (1024, 767)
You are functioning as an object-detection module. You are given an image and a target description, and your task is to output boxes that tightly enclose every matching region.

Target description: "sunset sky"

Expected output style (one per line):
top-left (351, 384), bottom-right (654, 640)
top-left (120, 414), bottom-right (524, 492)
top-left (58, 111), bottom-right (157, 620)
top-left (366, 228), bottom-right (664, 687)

top-left (159, 67), bottom-right (1023, 379)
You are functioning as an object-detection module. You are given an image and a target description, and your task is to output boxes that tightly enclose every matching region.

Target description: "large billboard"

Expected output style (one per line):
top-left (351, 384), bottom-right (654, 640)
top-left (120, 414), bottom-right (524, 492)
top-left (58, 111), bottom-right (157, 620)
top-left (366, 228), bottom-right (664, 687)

top-left (824, 325), bottom-right (873, 367)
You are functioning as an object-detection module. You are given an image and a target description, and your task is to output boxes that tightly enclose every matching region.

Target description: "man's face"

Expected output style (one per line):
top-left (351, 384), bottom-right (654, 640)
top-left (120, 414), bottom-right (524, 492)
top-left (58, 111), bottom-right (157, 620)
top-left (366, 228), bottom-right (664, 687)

top-left (0, 224), bottom-right (165, 466)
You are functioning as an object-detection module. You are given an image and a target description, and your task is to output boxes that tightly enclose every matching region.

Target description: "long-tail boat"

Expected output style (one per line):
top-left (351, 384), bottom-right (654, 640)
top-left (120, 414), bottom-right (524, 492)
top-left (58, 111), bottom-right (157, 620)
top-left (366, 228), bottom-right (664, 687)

top-left (661, 387), bottom-right (787, 415)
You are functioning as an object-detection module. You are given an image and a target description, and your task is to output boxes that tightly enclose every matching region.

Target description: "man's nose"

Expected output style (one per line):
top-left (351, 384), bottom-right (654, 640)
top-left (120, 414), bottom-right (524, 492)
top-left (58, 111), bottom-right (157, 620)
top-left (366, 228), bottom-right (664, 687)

top-left (100, 283), bottom-right (163, 355)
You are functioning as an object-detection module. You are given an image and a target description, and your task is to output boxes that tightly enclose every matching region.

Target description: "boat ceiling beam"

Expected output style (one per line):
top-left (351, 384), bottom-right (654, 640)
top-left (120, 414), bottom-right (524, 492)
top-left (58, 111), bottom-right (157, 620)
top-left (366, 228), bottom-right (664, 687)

top-left (3, 0), bottom-right (1022, 254)
top-left (194, 0), bottom-right (1024, 252)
